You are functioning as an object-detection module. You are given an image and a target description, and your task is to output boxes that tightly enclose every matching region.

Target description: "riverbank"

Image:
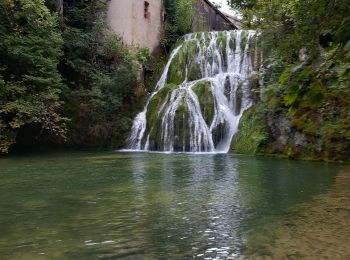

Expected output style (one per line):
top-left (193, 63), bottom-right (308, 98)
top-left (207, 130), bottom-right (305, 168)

top-left (244, 167), bottom-right (350, 259)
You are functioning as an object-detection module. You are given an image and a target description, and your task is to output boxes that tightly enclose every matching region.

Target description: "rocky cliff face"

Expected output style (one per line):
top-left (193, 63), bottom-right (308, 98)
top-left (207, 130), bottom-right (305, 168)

top-left (231, 44), bottom-right (350, 161)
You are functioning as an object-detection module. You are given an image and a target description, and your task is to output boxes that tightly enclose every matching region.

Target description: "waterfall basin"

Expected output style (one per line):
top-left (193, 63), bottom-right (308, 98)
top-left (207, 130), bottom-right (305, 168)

top-left (0, 151), bottom-right (345, 259)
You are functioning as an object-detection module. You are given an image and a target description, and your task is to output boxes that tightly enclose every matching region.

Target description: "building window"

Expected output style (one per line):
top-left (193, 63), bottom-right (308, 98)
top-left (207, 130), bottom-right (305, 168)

top-left (144, 1), bottom-right (150, 19)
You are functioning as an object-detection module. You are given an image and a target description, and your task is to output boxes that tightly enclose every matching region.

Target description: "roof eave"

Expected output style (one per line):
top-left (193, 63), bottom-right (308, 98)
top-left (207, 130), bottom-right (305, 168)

top-left (201, 0), bottom-right (237, 28)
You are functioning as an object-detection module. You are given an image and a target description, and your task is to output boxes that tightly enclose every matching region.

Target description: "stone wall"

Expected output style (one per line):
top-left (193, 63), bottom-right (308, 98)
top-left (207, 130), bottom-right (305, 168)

top-left (107, 0), bottom-right (236, 53)
top-left (107, 0), bottom-right (164, 53)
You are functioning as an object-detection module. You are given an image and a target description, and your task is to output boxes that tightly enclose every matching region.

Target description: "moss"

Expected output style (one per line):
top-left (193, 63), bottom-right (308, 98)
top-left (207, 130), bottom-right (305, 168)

top-left (261, 83), bottom-right (284, 111)
top-left (146, 84), bottom-right (178, 130)
top-left (240, 30), bottom-right (248, 50)
top-left (167, 49), bottom-right (186, 85)
top-left (167, 40), bottom-right (201, 84)
top-left (229, 32), bottom-right (236, 50)
top-left (282, 66), bottom-right (325, 114)
top-left (216, 32), bottom-right (228, 66)
top-left (144, 84), bottom-right (180, 150)
top-left (204, 32), bottom-right (210, 46)
top-left (173, 97), bottom-right (191, 151)
top-left (144, 55), bottom-right (168, 93)
top-left (186, 40), bottom-right (198, 58)
top-left (188, 62), bottom-right (201, 81)
top-left (227, 43), bottom-right (350, 162)
top-left (231, 106), bottom-right (268, 154)
top-left (192, 80), bottom-right (214, 125)
top-left (247, 74), bottom-right (260, 102)
top-left (248, 34), bottom-right (257, 66)
top-left (248, 34), bottom-right (256, 52)
top-left (216, 32), bottom-right (227, 49)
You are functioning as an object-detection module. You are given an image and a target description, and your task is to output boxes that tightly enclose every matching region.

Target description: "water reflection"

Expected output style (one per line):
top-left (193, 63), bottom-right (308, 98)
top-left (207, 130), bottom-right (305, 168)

top-left (124, 153), bottom-right (336, 259)
top-left (0, 152), bottom-right (338, 259)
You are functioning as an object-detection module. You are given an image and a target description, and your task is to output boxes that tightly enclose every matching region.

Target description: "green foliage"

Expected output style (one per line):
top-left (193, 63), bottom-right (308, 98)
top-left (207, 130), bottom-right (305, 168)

top-left (59, 3), bottom-right (148, 148)
top-left (0, 0), bottom-right (66, 153)
top-left (162, 0), bottom-right (195, 51)
top-left (0, 0), bottom-right (149, 153)
top-left (281, 67), bottom-right (325, 115)
top-left (228, 0), bottom-right (350, 161)
top-left (230, 0), bottom-right (350, 62)
top-left (236, 43), bottom-right (350, 161)
top-left (277, 44), bottom-right (350, 161)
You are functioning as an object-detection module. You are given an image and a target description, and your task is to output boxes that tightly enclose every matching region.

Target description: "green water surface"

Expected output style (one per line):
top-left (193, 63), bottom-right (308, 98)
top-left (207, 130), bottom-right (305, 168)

top-left (0, 151), bottom-right (338, 259)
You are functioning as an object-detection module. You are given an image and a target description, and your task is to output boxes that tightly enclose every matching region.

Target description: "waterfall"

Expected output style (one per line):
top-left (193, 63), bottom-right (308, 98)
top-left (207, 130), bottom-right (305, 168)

top-left (128, 30), bottom-right (262, 153)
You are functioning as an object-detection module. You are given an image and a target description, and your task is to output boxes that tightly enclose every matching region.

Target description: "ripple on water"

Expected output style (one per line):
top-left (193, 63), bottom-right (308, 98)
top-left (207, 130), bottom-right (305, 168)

top-left (0, 152), bottom-right (341, 259)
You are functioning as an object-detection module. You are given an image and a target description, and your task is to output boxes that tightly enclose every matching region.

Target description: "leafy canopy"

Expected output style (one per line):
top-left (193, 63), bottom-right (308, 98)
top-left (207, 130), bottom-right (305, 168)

top-left (0, 0), bottom-right (66, 153)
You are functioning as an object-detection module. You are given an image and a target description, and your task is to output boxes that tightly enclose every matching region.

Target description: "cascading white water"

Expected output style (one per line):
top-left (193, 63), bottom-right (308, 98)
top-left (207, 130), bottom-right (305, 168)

top-left (128, 30), bottom-right (261, 153)
top-left (128, 45), bottom-right (183, 150)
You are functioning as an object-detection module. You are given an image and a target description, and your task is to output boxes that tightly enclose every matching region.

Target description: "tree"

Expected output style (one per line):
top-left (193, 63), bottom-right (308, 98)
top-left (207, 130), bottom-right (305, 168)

top-left (0, 0), bottom-right (66, 153)
top-left (228, 0), bottom-right (350, 61)
top-left (57, 1), bottom-right (149, 148)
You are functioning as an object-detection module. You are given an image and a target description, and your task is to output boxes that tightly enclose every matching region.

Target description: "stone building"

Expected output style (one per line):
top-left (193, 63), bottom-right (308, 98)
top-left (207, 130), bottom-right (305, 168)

top-left (107, 0), bottom-right (164, 53)
top-left (107, 0), bottom-right (236, 53)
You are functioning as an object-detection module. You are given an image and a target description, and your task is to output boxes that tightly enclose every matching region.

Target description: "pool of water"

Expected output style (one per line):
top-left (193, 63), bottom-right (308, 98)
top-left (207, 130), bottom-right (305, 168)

top-left (0, 151), bottom-right (339, 259)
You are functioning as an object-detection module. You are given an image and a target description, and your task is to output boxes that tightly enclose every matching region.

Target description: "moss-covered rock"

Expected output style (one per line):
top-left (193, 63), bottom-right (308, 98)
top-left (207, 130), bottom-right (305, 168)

top-left (231, 106), bottom-right (268, 154)
top-left (192, 80), bottom-right (215, 126)
top-left (173, 97), bottom-right (191, 151)
top-left (233, 45), bottom-right (350, 161)
top-left (204, 32), bottom-right (210, 44)
top-left (145, 84), bottom-right (179, 149)
top-left (188, 62), bottom-right (201, 81)
top-left (229, 31), bottom-right (236, 50)
top-left (216, 32), bottom-right (228, 67)
top-left (167, 40), bottom-right (201, 84)
top-left (167, 49), bottom-right (186, 85)
top-left (247, 74), bottom-right (260, 102)
top-left (216, 31), bottom-right (227, 49)
top-left (240, 30), bottom-right (248, 50)
top-left (185, 40), bottom-right (199, 57)
top-left (248, 34), bottom-right (257, 53)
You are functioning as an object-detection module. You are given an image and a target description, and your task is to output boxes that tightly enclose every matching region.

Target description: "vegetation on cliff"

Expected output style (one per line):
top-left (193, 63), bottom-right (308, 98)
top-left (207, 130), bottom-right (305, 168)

top-left (229, 0), bottom-right (350, 161)
top-left (162, 0), bottom-right (195, 51)
top-left (0, 0), bottom-right (66, 153)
